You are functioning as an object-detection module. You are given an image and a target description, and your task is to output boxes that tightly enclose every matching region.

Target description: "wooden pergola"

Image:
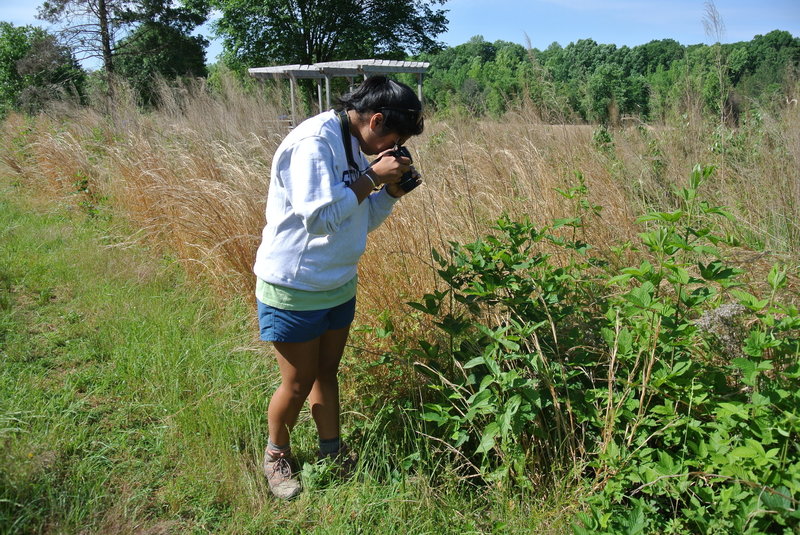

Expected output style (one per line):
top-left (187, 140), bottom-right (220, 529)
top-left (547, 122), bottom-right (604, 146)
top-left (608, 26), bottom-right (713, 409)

top-left (248, 59), bottom-right (430, 126)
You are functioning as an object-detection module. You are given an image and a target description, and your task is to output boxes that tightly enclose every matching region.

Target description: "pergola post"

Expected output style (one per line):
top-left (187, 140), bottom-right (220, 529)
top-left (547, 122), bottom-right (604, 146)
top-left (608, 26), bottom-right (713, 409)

top-left (317, 80), bottom-right (323, 112)
top-left (289, 75), bottom-right (297, 126)
top-left (417, 73), bottom-right (424, 108)
top-left (325, 75), bottom-right (331, 109)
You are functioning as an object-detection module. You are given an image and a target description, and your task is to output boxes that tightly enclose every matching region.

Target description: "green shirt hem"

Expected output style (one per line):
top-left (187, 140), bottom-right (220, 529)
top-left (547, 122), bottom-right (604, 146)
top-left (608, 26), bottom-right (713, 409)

top-left (256, 276), bottom-right (357, 311)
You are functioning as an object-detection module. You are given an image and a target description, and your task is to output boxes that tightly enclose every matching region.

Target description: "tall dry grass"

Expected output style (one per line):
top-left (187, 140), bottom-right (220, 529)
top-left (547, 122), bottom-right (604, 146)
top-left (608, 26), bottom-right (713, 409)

top-left (2, 74), bottom-right (798, 332)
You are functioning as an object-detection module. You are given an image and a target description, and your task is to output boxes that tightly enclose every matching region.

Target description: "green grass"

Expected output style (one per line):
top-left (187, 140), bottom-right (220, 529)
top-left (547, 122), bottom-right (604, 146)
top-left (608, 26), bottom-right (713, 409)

top-left (0, 179), bottom-right (574, 534)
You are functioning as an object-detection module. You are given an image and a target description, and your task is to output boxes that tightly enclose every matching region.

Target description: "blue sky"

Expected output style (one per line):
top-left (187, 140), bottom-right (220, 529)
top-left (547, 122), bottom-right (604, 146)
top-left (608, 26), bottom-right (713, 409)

top-left (442, 0), bottom-right (799, 49)
top-left (3, 0), bottom-right (799, 66)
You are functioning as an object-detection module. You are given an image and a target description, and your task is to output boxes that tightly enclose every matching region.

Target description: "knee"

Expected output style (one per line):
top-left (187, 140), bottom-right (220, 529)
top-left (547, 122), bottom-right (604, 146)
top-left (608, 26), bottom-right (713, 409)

top-left (317, 350), bottom-right (342, 381)
top-left (316, 362), bottom-right (340, 383)
top-left (282, 377), bottom-right (315, 402)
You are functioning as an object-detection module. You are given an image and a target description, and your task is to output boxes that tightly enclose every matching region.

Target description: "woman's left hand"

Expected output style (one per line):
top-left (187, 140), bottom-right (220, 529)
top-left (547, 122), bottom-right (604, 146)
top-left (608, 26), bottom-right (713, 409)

top-left (385, 167), bottom-right (421, 198)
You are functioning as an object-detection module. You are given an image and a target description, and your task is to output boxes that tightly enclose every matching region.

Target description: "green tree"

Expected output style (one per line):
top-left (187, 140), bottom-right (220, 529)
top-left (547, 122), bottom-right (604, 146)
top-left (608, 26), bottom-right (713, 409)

top-left (635, 38), bottom-right (685, 74)
top-left (420, 36), bottom-right (543, 116)
top-left (0, 22), bottom-right (84, 116)
top-left (38, 0), bottom-right (129, 75)
top-left (585, 62), bottom-right (625, 123)
top-left (114, 22), bottom-right (207, 105)
top-left (556, 39), bottom-right (617, 82)
top-left (482, 41), bottom-right (526, 115)
top-left (37, 0), bottom-right (208, 78)
top-left (211, 0), bottom-right (448, 68)
top-left (541, 39), bottom-right (619, 120)
top-left (735, 30), bottom-right (800, 100)
top-left (0, 22), bottom-right (32, 114)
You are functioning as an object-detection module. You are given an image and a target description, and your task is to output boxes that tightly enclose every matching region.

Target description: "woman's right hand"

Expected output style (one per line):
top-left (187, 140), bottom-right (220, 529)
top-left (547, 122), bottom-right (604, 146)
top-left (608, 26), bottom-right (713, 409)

top-left (370, 149), bottom-right (412, 185)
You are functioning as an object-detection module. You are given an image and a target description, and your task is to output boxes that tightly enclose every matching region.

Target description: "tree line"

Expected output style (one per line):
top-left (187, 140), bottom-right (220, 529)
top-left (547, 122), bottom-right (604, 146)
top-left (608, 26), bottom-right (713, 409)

top-left (0, 0), bottom-right (447, 112)
top-left (415, 31), bottom-right (800, 123)
top-left (0, 0), bottom-right (798, 123)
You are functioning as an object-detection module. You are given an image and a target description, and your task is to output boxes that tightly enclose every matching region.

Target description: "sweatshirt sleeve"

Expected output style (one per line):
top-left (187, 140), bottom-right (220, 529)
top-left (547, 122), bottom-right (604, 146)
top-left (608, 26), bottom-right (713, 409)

top-left (366, 187), bottom-right (400, 232)
top-left (280, 135), bottom-right (359, 236)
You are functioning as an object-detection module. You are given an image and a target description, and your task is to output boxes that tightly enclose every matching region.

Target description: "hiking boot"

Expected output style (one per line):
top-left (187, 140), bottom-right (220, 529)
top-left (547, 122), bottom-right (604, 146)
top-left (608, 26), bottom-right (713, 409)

top-left (263, 448), bottom-right (302, 499)
top-left (317, 442), bottom-right (357, 479)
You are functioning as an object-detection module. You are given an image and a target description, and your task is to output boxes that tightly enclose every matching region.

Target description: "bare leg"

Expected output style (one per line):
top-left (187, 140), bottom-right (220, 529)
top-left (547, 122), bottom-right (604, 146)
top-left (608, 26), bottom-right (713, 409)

top-left (268, 337), bottom-right (320, 447)
top-left (308, 325), bottom-right (350, 440)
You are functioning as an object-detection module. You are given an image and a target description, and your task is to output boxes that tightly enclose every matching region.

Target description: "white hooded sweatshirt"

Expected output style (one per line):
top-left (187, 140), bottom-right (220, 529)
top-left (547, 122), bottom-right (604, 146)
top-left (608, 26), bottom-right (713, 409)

top-left (253, 110), bottom-right (398, 292)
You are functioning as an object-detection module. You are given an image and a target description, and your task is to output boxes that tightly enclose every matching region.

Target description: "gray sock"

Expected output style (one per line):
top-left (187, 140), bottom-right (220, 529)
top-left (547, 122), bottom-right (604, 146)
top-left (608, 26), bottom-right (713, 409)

top-left (318, 436), bottom-right (341, 455)
top-left (267, 440), bottom-right (290, 455)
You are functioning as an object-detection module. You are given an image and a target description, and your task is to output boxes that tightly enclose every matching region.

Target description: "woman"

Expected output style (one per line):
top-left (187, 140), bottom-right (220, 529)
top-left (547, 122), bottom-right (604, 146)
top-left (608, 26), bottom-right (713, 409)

top-left (253, 75), bottom-right (424, 499)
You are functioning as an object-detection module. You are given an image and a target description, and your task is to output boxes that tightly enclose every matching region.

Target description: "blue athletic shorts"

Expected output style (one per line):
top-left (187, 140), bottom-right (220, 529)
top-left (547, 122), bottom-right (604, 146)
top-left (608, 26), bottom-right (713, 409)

top-left (257, 297), bottom-right (356, 343)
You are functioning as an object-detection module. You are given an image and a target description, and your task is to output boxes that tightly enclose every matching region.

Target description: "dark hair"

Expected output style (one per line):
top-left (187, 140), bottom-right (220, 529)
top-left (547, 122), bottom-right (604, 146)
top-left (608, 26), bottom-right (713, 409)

top-left (337, 75), bottom-right (424, 137)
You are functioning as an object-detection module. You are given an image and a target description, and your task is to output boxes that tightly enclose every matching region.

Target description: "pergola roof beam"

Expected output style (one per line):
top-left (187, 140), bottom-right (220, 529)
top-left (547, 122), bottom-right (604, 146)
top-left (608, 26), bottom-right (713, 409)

top-left (249, 59), bottom-right (430, 79)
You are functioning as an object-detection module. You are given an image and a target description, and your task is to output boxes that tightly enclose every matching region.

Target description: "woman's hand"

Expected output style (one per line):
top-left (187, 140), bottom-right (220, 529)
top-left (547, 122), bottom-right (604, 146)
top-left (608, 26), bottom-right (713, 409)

top-left (370, 148), bottom-right (412, 186)
top-left (385, 167), bottom-right (421, 198)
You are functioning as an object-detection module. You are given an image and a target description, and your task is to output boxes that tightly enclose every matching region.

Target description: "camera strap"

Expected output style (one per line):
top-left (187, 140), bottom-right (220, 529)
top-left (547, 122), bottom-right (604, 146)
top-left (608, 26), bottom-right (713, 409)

top-left (336, 110), bottom-right (359, 176)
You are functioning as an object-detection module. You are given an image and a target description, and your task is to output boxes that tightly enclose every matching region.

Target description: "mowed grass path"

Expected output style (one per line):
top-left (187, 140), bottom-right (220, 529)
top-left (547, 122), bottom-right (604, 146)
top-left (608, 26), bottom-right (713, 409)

top-left (0, 179), bottom-right (557, 534)
top-left (0, 178), bottom-right (274, 533)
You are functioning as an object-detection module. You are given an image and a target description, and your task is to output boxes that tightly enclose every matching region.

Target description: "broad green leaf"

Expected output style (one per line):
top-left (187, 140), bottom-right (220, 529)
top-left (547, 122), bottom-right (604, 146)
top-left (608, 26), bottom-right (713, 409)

top-left (698, 260), bottom-right (740, 283)
top-left (730, 445), bottom-right (758, 458)
top-left (475, 422), bottom-right (500, 454)
top-left (500, 394), bottom-right (522, 436)
top-left (552, 217), bottom-right (581, 229)
top-left (730, 289), bottom-right (768, 311)
top-left (607, 273), bottom-right (633, 285)
top-left (463, 356), bottom-right (485, 369)
top-left (617, 327), bottom-right (632, 355)
top-left (768, 264), bottom-right (787, 291)
top-left (761, 487), bottom-right (793, 512)
top-left (636, 210), bottom-right (685, 223)
top-left (421, 410), bottom-right (448, 425)
top-left (666, 264), bottom-right (690, 284)
top-left (623, 281), bottom-right (654, 308)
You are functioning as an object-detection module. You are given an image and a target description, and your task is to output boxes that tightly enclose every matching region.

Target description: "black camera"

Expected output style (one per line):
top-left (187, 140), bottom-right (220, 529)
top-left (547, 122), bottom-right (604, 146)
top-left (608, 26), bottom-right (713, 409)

top-left (386, 146), bottom-right (421, 193)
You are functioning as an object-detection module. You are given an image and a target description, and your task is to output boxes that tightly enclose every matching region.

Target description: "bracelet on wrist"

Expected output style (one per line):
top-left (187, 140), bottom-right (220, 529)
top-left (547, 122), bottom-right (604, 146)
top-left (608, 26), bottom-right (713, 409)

top-left (363, 170), bottom-right (377, 189)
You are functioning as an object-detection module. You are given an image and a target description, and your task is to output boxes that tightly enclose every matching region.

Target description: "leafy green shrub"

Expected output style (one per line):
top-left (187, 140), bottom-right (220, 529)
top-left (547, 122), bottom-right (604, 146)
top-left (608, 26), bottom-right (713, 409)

top-left (406, 164), bottom-right (799, 532)
top-left (592, 125), bottom-right (615, 153)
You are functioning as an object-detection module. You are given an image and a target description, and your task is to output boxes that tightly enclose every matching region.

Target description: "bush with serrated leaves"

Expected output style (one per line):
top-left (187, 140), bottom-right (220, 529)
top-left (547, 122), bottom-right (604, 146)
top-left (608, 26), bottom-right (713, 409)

top-left (407, 164), bottom-right (799, 533)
